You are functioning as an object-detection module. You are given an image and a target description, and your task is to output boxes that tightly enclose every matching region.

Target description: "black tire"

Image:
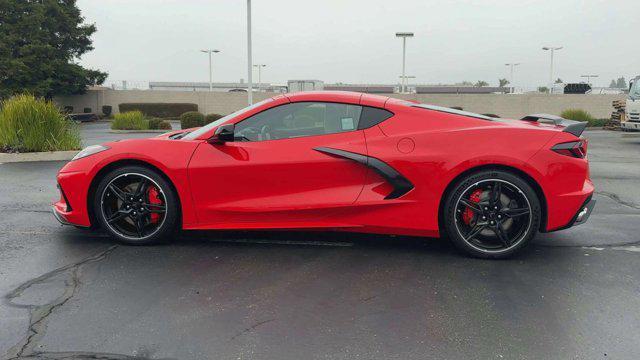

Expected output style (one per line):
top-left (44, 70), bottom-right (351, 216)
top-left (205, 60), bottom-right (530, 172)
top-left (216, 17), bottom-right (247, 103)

top-left (443, 170), bottom-right (541, 259)
top-left (93, 165), bottom-right (179, 245)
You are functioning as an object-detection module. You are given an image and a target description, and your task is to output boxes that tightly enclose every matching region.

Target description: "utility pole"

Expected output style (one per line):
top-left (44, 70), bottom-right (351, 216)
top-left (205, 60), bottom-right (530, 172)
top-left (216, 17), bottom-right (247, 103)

top-left (395, 32), bottom-right (414, 93)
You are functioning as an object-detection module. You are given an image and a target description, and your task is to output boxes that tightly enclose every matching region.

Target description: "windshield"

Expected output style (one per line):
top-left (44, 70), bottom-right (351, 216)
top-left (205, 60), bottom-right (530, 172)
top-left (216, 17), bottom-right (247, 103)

top-left (630, 78), bottom-right (640, 100)
top-left (182, 98), bottom-right (274, 140)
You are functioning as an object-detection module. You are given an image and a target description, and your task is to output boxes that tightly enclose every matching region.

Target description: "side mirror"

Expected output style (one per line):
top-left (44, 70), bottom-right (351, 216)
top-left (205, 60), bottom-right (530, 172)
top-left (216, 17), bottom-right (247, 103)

top-left (208, 124), bottom-right (235, 144)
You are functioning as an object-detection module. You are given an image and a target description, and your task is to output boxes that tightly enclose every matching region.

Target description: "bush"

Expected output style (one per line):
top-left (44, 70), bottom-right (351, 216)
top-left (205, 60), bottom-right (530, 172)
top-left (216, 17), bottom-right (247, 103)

top-left (147, 118), bottom-right (172, 130)
top-left (148, 118), bottom-right (163, 129)
top-left (0, 94), bottom-right (81, 152)
top-left (119, 103), bottom-right (198, 118)
top-left (205, 113), bottom-right (223, 124)
top-left (157, 120), bottom-right (172, 130)
top-left (102, 105), bottom-right (112, 117)
top-left (180, 111), bottom-right (205, 129)
top-left (587, 118), bottom-right (608, 127)
top-left (111, 111), bottom-right (149, 130)
top-left (561, 109), bottom-right (594, 122)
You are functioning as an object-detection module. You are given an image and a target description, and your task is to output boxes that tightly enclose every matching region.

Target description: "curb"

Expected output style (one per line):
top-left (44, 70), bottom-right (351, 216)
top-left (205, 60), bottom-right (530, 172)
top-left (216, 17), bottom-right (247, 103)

top-left (108, 130), bottom-right (169, 134)
top-left (0, 150), bottom-right (78, 163)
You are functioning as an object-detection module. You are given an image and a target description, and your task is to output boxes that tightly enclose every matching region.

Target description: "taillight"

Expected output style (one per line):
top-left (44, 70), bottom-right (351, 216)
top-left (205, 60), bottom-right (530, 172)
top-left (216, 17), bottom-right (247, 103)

top-left (551, 140), bottom-right (587, 158)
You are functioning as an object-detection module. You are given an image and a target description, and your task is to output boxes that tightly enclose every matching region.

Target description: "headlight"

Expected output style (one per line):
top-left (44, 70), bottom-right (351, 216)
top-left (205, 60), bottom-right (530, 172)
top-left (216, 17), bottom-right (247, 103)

top-left (72, 145), bottom-right (110, 161)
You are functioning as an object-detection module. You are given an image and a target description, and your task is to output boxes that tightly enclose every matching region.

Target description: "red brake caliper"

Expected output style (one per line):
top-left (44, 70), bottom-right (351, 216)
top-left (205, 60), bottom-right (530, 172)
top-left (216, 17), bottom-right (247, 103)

top-left (462, 189), bottom-right (483, 225)
top-left (147, 186), bottom-right (162, 223)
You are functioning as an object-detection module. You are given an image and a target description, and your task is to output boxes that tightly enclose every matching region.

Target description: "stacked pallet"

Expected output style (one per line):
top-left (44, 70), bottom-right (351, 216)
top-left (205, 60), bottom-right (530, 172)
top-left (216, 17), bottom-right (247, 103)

top-left (606, 100), bottom-right (626, 130)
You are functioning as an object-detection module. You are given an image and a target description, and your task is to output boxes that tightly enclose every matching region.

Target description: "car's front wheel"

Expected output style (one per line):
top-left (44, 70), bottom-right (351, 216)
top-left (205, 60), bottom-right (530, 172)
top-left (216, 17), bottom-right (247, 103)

top-left (443, 170), bottom-right (541, 259)
top-left (94, 165), bottom-right (179, 245)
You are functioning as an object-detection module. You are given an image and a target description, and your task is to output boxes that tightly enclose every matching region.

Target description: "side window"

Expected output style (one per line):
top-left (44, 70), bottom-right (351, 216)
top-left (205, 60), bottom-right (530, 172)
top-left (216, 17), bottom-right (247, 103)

top-left (235, 102), bottom-right (363, 141)
top-left (358, 107), bottom-right (394, 129)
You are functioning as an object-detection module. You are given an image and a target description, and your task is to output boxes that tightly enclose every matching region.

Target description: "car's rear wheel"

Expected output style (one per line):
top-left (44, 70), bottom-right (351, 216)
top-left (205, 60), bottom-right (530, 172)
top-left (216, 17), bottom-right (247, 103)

top-left (94, 165), bottom-right (178, 245)
top-left (443, 170), bottom-right (541, 259)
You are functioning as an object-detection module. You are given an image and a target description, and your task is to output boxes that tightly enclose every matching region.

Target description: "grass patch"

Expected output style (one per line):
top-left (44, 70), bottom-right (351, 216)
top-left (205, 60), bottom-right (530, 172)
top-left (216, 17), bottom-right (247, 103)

top-left (0, 94), bottom-right (81, 153)
top-left (586, 118), bottom-right (608, 127)
top-left (111, 111), bottom-right (149, 130)
top-left (560, 109), bottom-right (594, 122)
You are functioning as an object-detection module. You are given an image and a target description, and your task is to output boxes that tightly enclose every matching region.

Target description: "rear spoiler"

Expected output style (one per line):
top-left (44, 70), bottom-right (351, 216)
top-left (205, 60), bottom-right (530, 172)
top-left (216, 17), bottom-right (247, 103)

top-left (520, 113), bottom-right (587, 137)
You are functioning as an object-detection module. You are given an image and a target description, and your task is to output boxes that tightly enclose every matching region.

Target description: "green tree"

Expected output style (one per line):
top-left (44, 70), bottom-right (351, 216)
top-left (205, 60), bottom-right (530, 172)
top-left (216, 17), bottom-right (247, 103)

top-left (0, 0), bottom-right (107, 99)
top-left (475, 80), bottom-right (489, 87)
top-left (537, 86), bottom-right (549, 93)
top-left (609, 79), bottom-right (617, 88)
top-left (554, 78), bottom-right (563, 84)
top-left (498, 78), bottom-right (509, 87)
top-left (616, 77), bottom-right (627, 89)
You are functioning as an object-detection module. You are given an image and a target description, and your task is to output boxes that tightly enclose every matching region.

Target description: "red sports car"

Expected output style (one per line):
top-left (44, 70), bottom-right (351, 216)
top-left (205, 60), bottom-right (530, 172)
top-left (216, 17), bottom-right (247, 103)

top-left (53, 91), bottom-right (595, 258)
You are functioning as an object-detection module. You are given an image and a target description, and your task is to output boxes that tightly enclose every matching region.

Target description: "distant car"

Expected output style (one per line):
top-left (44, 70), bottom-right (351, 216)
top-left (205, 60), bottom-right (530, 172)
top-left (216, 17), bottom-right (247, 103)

top-left (53, 92), bottom-right (595, 258)
top-left (228, 88), bottom-right (247, 92)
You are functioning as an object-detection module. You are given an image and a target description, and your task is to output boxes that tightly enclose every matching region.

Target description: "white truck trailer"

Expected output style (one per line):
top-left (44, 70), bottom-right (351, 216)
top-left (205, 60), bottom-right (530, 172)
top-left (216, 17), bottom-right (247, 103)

top-left (622, 76), bottom-right (640, 131)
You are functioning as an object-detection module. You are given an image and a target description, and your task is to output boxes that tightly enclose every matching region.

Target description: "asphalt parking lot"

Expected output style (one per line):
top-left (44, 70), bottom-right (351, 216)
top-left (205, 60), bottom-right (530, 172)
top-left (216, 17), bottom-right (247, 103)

top-left (1, 128), bottom-right (639, 359)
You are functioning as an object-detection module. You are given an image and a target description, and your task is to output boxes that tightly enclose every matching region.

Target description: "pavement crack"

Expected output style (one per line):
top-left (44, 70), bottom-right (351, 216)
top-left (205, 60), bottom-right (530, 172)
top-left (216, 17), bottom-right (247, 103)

top-left (595, 191), bottom-right (640, 210)
top-left (230, 318), bottom-right (276, 341)
top-left (3, 245), bottom-right (118, 360)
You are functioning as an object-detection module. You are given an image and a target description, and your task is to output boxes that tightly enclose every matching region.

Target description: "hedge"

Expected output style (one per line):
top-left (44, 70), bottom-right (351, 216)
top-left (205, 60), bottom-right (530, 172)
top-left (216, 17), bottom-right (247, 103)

top-left (205, 113), bottom-right (224, 124)
top-left (180, 111), bottom-right (205, 129)
top-left (119, 103), bottom-right (198, 118)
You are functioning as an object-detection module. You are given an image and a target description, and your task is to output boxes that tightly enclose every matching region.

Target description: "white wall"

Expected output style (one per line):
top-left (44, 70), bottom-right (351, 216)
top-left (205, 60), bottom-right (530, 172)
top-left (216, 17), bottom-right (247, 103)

top-left (55, 90), bottom-right (624, 119)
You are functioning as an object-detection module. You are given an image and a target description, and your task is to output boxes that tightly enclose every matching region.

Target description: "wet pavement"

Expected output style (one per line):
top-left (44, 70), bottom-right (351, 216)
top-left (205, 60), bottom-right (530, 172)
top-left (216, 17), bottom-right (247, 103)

top-left (1, 129), bottom-right (639, 359)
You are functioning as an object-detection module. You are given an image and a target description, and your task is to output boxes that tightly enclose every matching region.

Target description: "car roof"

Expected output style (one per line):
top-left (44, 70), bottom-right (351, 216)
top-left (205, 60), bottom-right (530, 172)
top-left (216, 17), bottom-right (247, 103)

top-left (284, 91), bottom-right (389, 106)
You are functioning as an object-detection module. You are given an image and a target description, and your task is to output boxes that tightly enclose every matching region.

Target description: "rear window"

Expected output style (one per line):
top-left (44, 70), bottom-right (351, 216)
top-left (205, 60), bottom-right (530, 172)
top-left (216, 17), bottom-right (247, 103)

top-left (410, 104), bottom-right (495, 121)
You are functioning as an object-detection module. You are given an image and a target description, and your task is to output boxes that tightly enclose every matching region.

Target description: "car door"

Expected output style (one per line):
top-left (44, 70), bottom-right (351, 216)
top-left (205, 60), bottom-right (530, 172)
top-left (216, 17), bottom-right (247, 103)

top-left (188, 101), bottom-right (368, 227)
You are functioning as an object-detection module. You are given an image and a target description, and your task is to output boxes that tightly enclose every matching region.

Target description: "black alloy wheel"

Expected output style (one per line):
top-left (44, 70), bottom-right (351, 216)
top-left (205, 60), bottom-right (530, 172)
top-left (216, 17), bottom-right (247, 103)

top-left (94, 166), bottom-right (178, 245)
top-left (444, 170), bottom-right (541, 259)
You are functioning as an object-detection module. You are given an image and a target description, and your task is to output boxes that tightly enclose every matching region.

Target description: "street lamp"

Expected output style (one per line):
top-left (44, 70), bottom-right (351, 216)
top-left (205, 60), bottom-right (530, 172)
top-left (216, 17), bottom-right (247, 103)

top-left (395, 32), bottom-right (414, 93)
top-left (505, 63), bottom-right (521, 93)
top-left (200, 49), bottom-right (220, 92)
top-left (254, 64), bottom-right (267, 91)
top-left (581, 74), bottom-right (599, 87)
top-left (246, 0), bottom-right (253, 104)
top-left (398, 75), bottom-right (416, 93)
top-left (542, 46), bottom-right (562, 93)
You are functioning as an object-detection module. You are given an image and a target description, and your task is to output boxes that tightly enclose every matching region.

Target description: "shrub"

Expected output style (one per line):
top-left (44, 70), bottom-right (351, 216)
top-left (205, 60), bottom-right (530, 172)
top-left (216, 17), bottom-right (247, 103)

top-left (157, 120), bottom-right (172, 130)
top-left (119, 103), bottom-right (198, 118)
top-left (111, 111), bottom-right (149, 130)
top-left (205, 113), bottom-right (223, 124)
top-left (148, 118), bottom-right (163, 129)
top-left (587, 118), bottom-right (608, 127)
top-left (560, 109), bottom-right (594, 122)
top-left (0, 94), bottom-right (81, 152)
top-left (180, 111), bottom-right (205, 129)
top-left (102, 105), bottom-right (112, 117)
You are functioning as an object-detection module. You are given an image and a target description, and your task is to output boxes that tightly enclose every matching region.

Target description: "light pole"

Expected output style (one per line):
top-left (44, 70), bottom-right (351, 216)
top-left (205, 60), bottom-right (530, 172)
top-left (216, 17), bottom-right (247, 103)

top-left (395, 32), bottom-right (414, 93)
top-left (200, 49), bottom-right (220, 91)
top-left (542, 46), bottom-right (562, 93)
top-left (398, 75), bottom-right (416, 93)
top-left (581, 74), bottom-right (599, 87)
top-left (505, 63), bottom-right (520, 93)
top-left (247, 0), bottom-right (253, 104)
top-left (254, 64), bottom-right (266, 91)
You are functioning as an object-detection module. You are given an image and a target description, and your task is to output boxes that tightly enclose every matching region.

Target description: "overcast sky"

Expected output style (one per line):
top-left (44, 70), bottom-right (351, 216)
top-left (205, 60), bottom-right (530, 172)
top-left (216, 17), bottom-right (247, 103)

top-left (77, 0), bottom-right (639, 89)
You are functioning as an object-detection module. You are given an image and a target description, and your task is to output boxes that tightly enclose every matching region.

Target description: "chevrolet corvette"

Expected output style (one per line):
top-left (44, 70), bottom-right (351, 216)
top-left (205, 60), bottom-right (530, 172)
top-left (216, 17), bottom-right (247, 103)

top-left (53, 91), bottom-right (595, 258)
